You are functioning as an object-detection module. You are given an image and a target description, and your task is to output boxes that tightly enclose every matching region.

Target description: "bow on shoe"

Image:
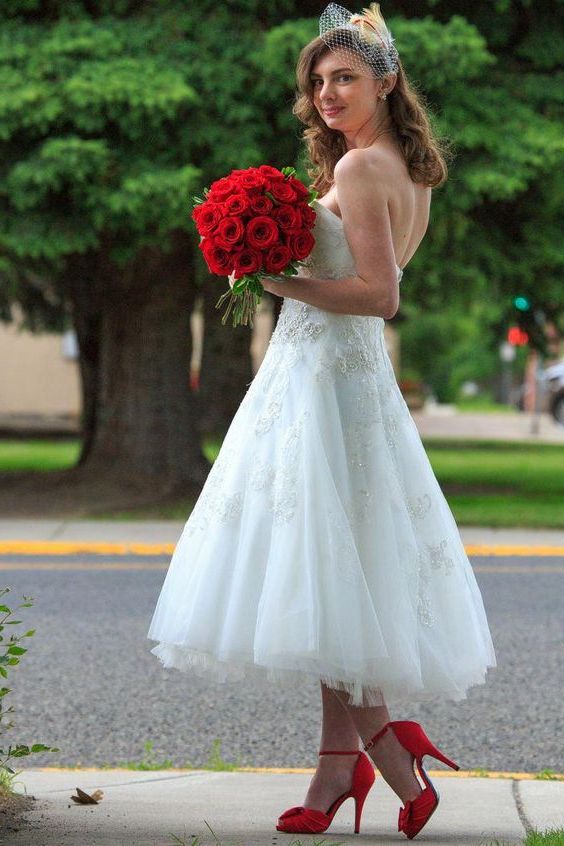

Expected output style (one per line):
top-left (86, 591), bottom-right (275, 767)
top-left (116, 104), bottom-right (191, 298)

top-left (398, 799), bottom-right (414, 832)
top-left (397, 789), bottom-right (438, 837)
top-left (276, 805), bottom-right (333, 833)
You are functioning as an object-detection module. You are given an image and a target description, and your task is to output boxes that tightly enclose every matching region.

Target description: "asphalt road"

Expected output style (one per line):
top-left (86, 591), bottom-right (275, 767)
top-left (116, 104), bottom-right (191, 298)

top-left (3, 554), bottom-right (563, 774)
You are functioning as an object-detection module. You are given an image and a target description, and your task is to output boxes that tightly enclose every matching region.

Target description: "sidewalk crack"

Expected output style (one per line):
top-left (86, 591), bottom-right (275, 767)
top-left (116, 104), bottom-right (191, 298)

top-left (512, 778), bottom-right (534, 835)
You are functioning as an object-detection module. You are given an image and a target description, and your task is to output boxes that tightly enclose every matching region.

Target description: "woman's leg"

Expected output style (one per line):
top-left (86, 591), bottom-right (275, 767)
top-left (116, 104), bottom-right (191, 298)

top-left (300, 681), bottom-right (362, 812)
top-left (330, 688), bottom-right (423, 805)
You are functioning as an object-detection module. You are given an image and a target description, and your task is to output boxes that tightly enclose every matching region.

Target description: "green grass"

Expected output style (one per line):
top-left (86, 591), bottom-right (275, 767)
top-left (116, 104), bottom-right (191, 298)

top-left (424, 439), bottom-right (564, 528)
top-left (480, 830), bottom-right (564, 846)
top-left (454, 397), bottom-right (520, 414)
top-left (0, 438), bottom-right (80, 472)
top-left (1, 437), bottom-right (563, 529)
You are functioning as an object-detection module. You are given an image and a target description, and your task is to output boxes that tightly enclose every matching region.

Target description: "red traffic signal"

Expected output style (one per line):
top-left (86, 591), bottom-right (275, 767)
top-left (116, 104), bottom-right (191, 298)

top-left (507, 326), bottom-right (528, 346)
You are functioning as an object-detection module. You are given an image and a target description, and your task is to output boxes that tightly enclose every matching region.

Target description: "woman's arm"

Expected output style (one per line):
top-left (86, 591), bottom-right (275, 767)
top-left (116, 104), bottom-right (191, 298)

top-left (262, 150), bottom-right (400, 320)
top-left (261, 270), bottom-right (393, 318)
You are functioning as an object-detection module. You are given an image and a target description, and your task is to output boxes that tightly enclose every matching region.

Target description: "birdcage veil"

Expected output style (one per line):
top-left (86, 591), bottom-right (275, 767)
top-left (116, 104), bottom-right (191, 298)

top-left (319, 2), bottom-right (399, 79)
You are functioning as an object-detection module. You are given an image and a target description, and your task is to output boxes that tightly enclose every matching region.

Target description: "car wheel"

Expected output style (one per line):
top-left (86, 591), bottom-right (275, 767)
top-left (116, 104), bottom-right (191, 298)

top-left (551, 393), bottom-right (564, 426)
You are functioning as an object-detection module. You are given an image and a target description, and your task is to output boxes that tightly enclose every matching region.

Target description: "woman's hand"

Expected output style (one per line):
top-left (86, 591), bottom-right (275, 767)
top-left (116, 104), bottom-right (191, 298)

top-left (261, 273), bottom-right (287, 295)
top-left (227, 271), bottom-right (286, 295)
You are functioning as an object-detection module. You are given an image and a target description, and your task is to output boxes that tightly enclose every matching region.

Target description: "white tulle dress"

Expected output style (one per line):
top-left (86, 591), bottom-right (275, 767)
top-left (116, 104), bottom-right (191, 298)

top-left (147, 199), bottom-right (497, 707)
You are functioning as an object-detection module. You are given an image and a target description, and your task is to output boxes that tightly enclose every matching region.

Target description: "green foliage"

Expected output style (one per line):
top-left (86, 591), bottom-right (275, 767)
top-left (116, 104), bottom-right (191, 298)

top-left (0, 588), bottom-right (59, 774)
top-left (0, 0), bottom-right (561, 370)
top-left (398, 300), bottom-right (517, 402)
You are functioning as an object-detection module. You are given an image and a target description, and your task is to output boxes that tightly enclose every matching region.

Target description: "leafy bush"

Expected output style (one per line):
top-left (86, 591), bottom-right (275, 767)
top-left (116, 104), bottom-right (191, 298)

top-left (0, 588), bottom-right (59, 775)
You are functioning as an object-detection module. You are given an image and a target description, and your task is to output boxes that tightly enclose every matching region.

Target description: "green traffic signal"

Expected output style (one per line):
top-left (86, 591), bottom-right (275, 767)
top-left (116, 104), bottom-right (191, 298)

top-left (513, 295), bottom-right (531, 311)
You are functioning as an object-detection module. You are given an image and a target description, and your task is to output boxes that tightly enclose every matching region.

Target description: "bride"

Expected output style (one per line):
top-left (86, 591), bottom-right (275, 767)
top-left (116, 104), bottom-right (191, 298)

top-left (149, 2), bottom-right (497, 839)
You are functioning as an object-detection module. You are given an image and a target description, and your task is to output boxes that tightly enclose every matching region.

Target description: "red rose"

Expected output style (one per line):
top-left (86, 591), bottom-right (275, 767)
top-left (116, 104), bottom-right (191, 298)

top-left (274, 204), bottom-right (302, 231)
top-left (300, 203), bottom-right (317, 227)
top-left (287, 229), bottom-right (315, 261)
top-left (269, 181), bottom-right (297, 203)
top-left (214, 216), bottom-right (246, 249)
top-left (233, 247), bottom-right (263, 278)
top-left (199, 237), bottom-right (233, 275)
top-left (288, 176), bottom-right (311, 199)
top-left (245, 215), bottom-right (279, 250)
top-left (249, 194), bottom-right (274, 215)
top-left (192, 202), bottom-right (224, 236)
top-left (258, 165), bottom-right (284, 180)
top-left (264, 244), bottom-right (292, 274)
top-left (237, 171), bottom-right (267, 192)
top-left (208, 176), bottom-right (238, 202)
top-left (224, 193), bottom-right (251, 216)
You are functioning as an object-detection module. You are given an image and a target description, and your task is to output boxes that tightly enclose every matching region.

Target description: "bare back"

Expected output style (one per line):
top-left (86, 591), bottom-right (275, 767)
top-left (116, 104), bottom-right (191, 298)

top-left (320, 141), bottom-right (432, 271)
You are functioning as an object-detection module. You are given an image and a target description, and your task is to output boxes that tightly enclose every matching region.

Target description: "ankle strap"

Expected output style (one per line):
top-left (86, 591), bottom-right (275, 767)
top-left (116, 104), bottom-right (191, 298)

top-left (319, 749), bottom-right (361, 755)
top-left (363, 721), bottom-right (392, 752)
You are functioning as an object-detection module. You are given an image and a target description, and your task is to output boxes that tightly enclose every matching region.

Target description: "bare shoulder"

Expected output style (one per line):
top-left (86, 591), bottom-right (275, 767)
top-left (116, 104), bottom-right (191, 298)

top-left (334, 147), bottom-right (389, 183)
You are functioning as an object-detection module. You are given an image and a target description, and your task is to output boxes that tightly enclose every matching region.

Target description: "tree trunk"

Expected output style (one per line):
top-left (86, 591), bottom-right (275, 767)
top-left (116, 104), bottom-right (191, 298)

top-left (65, 253), bottom-right (101, 467)
top-left (197, 275), bottom-right (254, 438)
top-left (84, 230), bottom-right (210, 492)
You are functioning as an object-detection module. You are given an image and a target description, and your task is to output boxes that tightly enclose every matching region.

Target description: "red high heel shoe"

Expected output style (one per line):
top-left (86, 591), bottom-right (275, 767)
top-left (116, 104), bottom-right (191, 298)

top-left (276, 748), bottom-right (375, 835)
top-left (363, 720), bottom-right (460, 840)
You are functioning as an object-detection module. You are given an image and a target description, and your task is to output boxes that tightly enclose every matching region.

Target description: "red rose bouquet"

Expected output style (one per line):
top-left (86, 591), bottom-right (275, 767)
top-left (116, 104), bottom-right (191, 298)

top-left (192, 165), bottom-right (318, 327)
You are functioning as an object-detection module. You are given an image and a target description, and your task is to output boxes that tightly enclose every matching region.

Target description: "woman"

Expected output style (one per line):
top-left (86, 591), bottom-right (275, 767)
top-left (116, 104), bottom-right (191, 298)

top-left (148, 2), bottom-right (497, 839)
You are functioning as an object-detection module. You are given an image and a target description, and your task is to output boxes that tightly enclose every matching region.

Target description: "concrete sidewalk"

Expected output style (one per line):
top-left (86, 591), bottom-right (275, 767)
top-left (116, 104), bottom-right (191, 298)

top-left (0, 519), bottom-right (563, 549)
top-left (9, 768), bottom-right (564, 845)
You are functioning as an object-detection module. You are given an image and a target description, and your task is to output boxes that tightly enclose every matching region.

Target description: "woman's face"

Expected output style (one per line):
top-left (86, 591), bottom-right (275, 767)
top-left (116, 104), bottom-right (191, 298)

top-left (310, 50), bottom-right (382, 131)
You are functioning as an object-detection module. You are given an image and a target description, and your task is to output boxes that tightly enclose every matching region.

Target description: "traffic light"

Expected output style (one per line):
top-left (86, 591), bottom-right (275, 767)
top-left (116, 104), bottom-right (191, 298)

top-left (510, 294), bottom-right (548, 355)
top-left (513, 295), bottom-right (531, 312)
top-left (507, 326), bottom-right (528, 346)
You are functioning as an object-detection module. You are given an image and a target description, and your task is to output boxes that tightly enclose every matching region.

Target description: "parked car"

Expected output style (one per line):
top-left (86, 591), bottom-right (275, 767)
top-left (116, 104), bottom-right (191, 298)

top-left (543, 360), bottom-right (564, 425)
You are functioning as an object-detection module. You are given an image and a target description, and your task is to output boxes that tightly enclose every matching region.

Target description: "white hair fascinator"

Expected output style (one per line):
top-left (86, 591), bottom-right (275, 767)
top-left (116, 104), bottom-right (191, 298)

top-left (319, 2), bottom-right (400, 78)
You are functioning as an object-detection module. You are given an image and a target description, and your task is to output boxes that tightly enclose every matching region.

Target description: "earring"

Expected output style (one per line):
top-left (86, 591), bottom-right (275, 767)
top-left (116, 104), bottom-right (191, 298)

top-left (380, 93), bottom-right (387, 100)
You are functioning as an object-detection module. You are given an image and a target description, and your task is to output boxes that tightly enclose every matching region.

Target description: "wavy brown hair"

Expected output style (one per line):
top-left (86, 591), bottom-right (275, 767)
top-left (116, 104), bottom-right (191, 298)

top-left (293, 36), bottom-right (453, 195)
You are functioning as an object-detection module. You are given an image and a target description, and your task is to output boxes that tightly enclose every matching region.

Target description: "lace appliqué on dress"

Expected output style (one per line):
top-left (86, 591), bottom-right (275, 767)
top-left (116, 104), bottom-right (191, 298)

top-left (249, 410), bottom-right (310, 525)
top-left (184, 452), bottom-right (243, 537)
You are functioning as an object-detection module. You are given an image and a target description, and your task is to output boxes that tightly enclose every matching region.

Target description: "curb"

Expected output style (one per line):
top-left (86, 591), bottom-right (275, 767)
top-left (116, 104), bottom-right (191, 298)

top-left (31, 766), bottom-right (564, 780)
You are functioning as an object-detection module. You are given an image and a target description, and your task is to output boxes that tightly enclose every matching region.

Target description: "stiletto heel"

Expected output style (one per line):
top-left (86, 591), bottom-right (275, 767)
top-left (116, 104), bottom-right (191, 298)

top-left (363, 719), bottom-right (460, 840)
top-left (276, 748), bottom-right (376, 835)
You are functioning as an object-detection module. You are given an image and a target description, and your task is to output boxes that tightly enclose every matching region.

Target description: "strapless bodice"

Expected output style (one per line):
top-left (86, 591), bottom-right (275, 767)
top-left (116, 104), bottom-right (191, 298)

top-left (300, 200), bottom-right (403, 283)
top-left (268, 199), bottom-right (402, 378)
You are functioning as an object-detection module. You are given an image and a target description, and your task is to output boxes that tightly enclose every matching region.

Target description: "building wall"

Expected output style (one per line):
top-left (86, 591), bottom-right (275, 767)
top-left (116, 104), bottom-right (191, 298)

top-left (0, 306), bottom-right (81, 417)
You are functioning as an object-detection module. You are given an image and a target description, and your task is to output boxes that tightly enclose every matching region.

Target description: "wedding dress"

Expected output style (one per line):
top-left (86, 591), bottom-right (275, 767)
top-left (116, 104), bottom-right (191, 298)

top-left (147, 199), bottom-right (497, 707)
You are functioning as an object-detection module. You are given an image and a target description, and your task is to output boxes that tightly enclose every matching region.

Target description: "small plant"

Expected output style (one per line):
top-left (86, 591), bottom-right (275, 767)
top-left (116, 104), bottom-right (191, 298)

top-left (535, 768), bottom-right (559, 780)
top-left (0, 588), bottom-right (59, 775)
top-left (117, 740), bottom-right (175, 770)
top-left (524, 828), bottom-right (564, 845)
top-left (201, 738), bottom-right (242, 771)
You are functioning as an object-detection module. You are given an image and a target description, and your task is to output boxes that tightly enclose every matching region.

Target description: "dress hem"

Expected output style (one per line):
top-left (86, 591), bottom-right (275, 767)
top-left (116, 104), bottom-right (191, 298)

top-left (149, 639), bottom-right (496, 709)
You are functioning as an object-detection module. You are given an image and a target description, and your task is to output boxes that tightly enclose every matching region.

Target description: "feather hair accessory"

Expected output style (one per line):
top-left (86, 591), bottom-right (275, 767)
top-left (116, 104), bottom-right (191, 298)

top-left (319, 2), bottom-right (399, 79)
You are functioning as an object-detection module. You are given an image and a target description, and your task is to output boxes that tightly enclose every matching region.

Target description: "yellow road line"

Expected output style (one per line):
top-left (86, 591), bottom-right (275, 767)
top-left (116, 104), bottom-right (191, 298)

top-left (34, 765), bottom-right (564, 781)
top-left (1, 560), bottom-right (563, 573)
top-left (0, 561), bottom-right (167, 571)
top-left (464, 544), bottom-right (564, 557)
top-left (0, 542), bottom-right (175, 556)
top-left (0, 541), bottom-right (563, 557)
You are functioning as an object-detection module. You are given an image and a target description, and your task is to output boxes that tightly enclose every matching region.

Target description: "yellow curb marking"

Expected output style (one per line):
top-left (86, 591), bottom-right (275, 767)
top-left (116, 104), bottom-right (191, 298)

top-left (33, 766), bottom-right (564, 781)
top-left (0, 541), bottom-right (563, 557)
